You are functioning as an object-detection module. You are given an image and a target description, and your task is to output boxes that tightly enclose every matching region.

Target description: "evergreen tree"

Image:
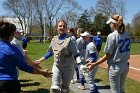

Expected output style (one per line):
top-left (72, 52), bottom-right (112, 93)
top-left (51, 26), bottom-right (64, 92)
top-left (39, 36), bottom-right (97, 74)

top-left (77, 10), bottom-right (92, 31)
top-left (92, 13), bottom-right (111, 36)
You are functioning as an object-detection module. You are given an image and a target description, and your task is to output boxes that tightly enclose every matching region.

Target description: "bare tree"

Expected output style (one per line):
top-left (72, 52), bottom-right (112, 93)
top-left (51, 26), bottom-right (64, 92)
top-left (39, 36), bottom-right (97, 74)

top-left (115, 0), bottom-right (126, 17)
top-left (3, 0), bottom-right (82, 37)
top-left (23, 0), bottom-right (34, 36)
top-left (3, 0), bottom-right (34, 35)
top-left (3, 0), bottom-right (24, 30)
top-left (20, 0), bottom-right (35, 35)
top-left (95, 0), bottom-right (126, 17)
top-left (60, 1), bottom-right (81, 28)
top-left (61, 10), bottom-right (78, 28)
top-left (44, 0), bottom-right (82, 36)
top-left (132, 12), bottom-right (140, 36)
top-left (32, 0), bottom-right (45, 42)
top-left (43, 0), bottom-right (65, 36)
top-left (67, 0), bottom-right (83, 11)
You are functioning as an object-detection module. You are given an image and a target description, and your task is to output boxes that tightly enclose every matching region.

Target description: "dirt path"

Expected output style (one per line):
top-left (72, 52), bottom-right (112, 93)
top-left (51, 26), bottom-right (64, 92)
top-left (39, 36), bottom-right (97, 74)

top-left (99, 55), bottom-right (140, 82)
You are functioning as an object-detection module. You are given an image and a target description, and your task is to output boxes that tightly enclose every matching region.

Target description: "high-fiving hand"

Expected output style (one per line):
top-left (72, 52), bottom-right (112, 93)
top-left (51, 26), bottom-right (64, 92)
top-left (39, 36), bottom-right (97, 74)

top-left (41, 69), bottom-right (53, 78)
top-left (86, 62), bottom-right (96, 71)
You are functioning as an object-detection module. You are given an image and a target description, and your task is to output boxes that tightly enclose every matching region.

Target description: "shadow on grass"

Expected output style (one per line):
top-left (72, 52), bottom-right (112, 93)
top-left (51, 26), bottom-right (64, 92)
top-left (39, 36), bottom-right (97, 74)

top-left (21, 88), bottom-right (50, 93)
top-left (19, 79), bottom-right (32, 82)
top-left (21, 82), bottom-right (40, 87)
top-left (95, 79), bottom-right (110, 90)
top-left (95, 79), bottom-right (102, 83)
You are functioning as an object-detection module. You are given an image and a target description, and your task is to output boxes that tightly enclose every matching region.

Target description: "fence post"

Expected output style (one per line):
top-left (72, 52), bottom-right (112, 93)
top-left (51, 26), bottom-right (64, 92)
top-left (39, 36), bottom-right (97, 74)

top-left (44, 17), bottom-right (46, 43)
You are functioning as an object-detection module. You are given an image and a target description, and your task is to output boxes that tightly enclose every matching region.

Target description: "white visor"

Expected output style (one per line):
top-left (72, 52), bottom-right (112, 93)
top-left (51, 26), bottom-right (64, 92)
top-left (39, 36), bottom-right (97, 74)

top-left (16, 29), bottom-right (23, 33)
top-left (80, 32), bottom-right (93, 37)
top-left (97, 32), bottom-right (101, 35)
top-left (106, 18), bottom-right (117, 24)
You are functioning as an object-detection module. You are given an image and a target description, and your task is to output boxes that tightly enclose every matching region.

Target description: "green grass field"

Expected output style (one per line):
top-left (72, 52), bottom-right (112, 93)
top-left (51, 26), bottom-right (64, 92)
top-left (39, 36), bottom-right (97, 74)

top-left (19, 41), bottom-right (140, 93)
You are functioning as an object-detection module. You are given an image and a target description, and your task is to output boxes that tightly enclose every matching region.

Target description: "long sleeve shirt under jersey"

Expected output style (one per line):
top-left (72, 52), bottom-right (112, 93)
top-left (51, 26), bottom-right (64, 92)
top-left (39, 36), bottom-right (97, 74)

top-left (0, 40), bottom-right (34, 80)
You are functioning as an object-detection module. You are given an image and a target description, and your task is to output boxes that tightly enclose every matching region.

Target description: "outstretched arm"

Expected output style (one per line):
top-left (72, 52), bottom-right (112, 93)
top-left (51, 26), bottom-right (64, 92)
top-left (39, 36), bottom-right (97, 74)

top-left (35, 56), bottom-right (46, 63)
top-left (31, 68), bottom-right (52, 78)
top-left (35, 51), bottom-right (53, 64)
top-left (25, 54), bottom-right (42, 69)
top-left (86, 53), bottom-right (112, 71)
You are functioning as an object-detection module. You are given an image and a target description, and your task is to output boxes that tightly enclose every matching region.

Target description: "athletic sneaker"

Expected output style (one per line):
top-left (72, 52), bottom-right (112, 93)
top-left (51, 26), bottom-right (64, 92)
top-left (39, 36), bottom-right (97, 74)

top-left (71, 79), bottom-right (81, 84)
top-left (70, 79), bottom-right (75, 84)
top-left (78, 85), bottom-right (85, 90)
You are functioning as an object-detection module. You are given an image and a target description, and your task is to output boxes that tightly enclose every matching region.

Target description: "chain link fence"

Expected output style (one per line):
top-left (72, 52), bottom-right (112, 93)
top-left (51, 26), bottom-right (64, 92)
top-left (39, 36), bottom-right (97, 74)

top-left (26, 36), bottom-right (140, 43)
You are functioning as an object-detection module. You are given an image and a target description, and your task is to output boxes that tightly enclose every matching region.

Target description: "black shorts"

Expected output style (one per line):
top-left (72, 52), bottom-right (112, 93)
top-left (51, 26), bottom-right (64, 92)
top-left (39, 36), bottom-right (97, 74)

top-left (0, 80), bottom-right (21, 93)
top-left (22, 43), bottom-right (27, 49)
top-left (96, 45), bottom-right (102, 52)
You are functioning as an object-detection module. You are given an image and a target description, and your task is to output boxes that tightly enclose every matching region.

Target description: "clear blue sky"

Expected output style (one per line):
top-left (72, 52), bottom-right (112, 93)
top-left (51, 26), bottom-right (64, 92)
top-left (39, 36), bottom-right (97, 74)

top-left (0, 0), bottom-right (140, 23)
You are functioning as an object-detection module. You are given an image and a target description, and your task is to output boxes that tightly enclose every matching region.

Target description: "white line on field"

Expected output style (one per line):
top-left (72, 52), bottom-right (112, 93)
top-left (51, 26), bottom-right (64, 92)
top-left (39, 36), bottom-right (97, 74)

top-left (129, 66), bottom-right (140, 71)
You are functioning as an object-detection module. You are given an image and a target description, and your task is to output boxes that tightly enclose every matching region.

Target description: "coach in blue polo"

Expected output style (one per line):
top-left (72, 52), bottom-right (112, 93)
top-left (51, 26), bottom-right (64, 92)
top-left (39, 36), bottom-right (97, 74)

top-left (93, 31), bottom-right (102, 54)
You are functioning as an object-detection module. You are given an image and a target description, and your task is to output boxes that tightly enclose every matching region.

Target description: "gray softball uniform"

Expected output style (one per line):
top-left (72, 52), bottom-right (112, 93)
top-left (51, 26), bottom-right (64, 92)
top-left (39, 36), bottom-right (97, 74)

top-left (11, 37), bottom-right (23, 54)
top-left (71, 35), bottom-right (77, 41)
top-left (48, 35), bottom-right (79, 93)
top-left (76, 37), bottom-right (87, 81)
top-left (76, 37), bottom-right (86, 63)
top-left (104, 30), bottom-right (131, 93)
top-left (85, 42), bottom-right (98, 91)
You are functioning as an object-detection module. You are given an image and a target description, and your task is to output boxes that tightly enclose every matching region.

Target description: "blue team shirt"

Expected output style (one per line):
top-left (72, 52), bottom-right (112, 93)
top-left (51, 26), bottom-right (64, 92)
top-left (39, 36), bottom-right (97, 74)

top-left (22, 36), bottom-right (28, 43)
top-left (0, 40), bottom-right (34, 80)
top-left (93, 36), bottom-right (102, 45)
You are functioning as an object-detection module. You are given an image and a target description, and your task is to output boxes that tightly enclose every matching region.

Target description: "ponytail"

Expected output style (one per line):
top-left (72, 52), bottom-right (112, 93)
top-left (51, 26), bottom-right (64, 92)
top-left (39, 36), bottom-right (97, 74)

top-left (116, 16), bottom-right (125, 33)
top-left (111, 15), bottom-right (125, 34)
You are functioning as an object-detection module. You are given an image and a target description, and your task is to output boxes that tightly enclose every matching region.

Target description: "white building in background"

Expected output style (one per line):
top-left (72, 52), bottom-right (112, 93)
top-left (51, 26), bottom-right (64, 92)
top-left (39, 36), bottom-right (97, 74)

top-left (0, 17), bottom-right (28, 34)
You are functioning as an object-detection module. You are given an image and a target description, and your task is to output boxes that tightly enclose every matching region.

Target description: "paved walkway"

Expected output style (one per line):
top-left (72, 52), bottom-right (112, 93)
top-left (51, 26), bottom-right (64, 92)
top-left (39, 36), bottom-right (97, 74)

top-left (70, 74), bottom-right (112, 93)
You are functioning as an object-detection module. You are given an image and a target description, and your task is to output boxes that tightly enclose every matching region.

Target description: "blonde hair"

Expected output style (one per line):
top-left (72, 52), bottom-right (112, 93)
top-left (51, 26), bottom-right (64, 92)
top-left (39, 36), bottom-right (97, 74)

top-left (76, 28), bottom-right (84, 38)
top-left (111, 15), bottom-right (125, 33)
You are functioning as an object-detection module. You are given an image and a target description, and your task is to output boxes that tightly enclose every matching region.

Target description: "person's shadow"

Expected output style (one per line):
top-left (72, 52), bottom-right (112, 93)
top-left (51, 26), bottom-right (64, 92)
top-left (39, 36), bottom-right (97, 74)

top-left (20, 88), bottom-right (50, 93)
top-left (20, 82), bottom-right (40, 87)
top-left (95, 79), bottom-right (110, 90)
top-left (19, 79), bottom-right (50, 93)
top-left (19, 79), bottom-right (40, 87)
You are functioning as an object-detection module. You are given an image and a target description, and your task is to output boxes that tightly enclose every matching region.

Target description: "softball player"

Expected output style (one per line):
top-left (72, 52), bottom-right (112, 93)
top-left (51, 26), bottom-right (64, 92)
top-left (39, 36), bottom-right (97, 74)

top-left (76, 31), bottom-right (88, 90)
top-left (67, 28), bottom-right (80, 83)
top-left (35, 20), bottom-right (82, 93)
top-left (83, 32), bottom-right (99, 93)
top-left (86, 15), bottom-right (131, 93)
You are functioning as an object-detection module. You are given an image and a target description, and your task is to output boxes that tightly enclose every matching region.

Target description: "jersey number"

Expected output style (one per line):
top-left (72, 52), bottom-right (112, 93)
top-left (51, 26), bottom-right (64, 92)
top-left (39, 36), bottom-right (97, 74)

top-left (119, 38), bottom-right (130, 53)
